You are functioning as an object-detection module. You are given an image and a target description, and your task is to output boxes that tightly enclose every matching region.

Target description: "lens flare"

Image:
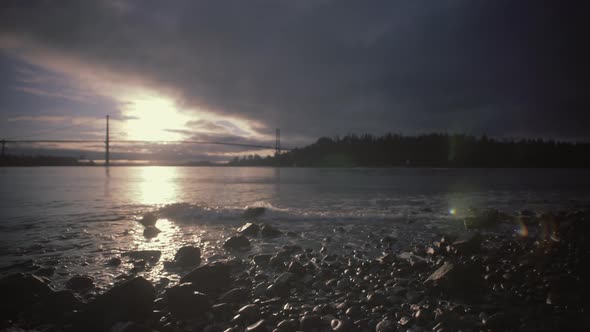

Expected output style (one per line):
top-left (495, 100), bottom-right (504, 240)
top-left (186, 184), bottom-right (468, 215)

top-left (448, 208), bottom-right (457, 216)
top-left (515, 219), bottom-right (529, 237)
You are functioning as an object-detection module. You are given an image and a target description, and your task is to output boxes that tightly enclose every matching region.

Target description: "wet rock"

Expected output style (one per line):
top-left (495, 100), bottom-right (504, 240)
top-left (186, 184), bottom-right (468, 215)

top-left (424, 261), bottom-right (483, 300)
top-left (481, 312), bottom-right (520, 330)
top-left (123, 250), bottom-right (162, 262)
top-left (34, 266), bottom-right (56, 277)
top-left (253, 254), bottom-right (272, 266)
top-left (398, 316), bottom-right (411, 326)
top-left (37, 289), bottom-right (84, 322)
top-left (300, 314), bottom-right (323, 331)
top-left (265, 283), bottom-right (290, 298)
top-left (66, 275), bottom-right (95, 293)
top-left (243, 207), bottom-right (266, 219)
top-left (224, 235), bottom-right (251, 251)
top-left (219, 287), bottom-right (250, 303)
top-left (238, 304), bottom-right (261, 323)
top-left (331, 318), bottom-right (354, 331)
top-left (345, 305), bottom-right (361, 317)
top-left (275, 272), bottom-right (295, 286)
top-left (367, 292), bottom-right (387, 306)
top-left (260, 224), bottom-right (282, 238)
top-left (139, 212), bottom-right (158, 227)
top-left (211, 303), bottom-right (233, 321)
top-left (77, 277), bottom-right (155, 332)
top-left (253, 282), bottom-right (268, 297)
top-left (111, 321), bottom-right (156, 332)
top-left (107, 257), bottom-right (122, 266)
top-left (246, 319), bottom-right (268, 332)
top-left (336, 278), bottom-right (350, 290)
top-left (0, 273), bottom-right (54, 320)
top-left (287, 260), bottom-right (306, 275)
top-left (276, 319), bottom-right (299, 332)
top-left (173, 246), bottom-right (201, 267)
top-left (414, 308), bottom-right (434, 322)
top-left (143, 225), bottom-right (161, 238)
top-left (238, 222), bottom-right (260, 236)
top-left (451, 233), bottom-right (483, 256)
top-left (166, 283), bottom-right (210, 319)
top-left (375, 319), bottom-right (395, 332)
top-left (180, 263), bottom-right (232, 294)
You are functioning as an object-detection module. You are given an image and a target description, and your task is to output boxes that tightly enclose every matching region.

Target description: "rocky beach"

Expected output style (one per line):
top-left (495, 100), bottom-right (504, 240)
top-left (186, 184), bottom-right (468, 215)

top-left (1, 207), bottom-right (588, 332)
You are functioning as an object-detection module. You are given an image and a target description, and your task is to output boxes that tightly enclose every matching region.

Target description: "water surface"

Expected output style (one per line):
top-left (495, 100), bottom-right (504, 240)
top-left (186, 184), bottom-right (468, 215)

top-left (1, 167), bottom-right (589, 287)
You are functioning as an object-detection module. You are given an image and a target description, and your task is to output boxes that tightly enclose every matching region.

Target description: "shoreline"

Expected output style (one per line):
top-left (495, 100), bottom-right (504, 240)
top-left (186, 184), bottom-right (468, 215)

top-left (3, 164), bottom-right (590, 170)
top-left (1, 209), bottom-right (588, 331)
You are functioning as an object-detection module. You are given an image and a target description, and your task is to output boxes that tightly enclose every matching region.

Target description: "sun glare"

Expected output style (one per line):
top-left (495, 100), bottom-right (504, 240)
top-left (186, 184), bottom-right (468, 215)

top-left (124, 96), bottom-right (190, 141)
top-left (138, 166), bottom-right (179, 205)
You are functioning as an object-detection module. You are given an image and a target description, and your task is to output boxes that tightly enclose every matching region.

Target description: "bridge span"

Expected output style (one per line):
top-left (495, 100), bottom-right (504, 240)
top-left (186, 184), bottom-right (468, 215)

top-left (1, 115), bottom-right (287, 165)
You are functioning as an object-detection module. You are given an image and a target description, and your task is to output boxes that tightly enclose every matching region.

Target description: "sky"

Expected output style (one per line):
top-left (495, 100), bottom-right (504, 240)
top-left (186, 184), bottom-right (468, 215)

top-left (0, 0), bottom-right (588, 162)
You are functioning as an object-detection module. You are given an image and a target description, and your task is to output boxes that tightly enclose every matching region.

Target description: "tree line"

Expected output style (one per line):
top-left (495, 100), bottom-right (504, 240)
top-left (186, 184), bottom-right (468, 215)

top-left (228, 133), bottom-right (590, 167)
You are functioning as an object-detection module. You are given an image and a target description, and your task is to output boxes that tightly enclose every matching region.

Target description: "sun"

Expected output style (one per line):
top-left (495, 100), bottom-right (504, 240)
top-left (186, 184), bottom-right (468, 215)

top-left (124, 96), bottom-right (190, 141)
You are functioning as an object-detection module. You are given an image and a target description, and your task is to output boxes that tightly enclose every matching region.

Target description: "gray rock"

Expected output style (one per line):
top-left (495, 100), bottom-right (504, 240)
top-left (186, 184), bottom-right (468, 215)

top-left (143, 225), bottom-right (161, 238)
top-left (287, 260), bottom-right (306, 275)
top-left (424, 261), bottom-right (483, 300)
top-left (174, 246), bottom-right (201, 267)
top-left (166, 283), bottom-right (210, 319)
top-left (253, 254), bottom-right (272, 266)
top-left (211, 303), bottom-right (233, 321)
top-left (77, 277), bottom-right (155, 332)
top-left (110, 322), bottom-right (155, 332)
top-left (107, 257), bottom-right (122, 266)
top-left (375, 319), bottom-right (395, 332)
top-left (223, 235), bottom-right (251, 251)
top-left (331, 318), bottom-right (355, 331)
top-left (238, 222), bottom-right (260, 236)
top-left (253, 282), bottom-right (268, 297)
top-left (300, 314), bottom-right (323, 331)
top-left (238, 304), bottom-right (261, 323)
top-left (66, 275), bottom-right (94, 293)
top-left (276, 319), bottom-right (298, 332)
top-left (219, 287), bottom-right (249, 303)
top-left (260, 224), bottom-right (282, 238)
top-left (0, 273), bottom-right (54, 319)
top-left (34, 266), bottom-right (56, 277)
top-left (246, 319), bottom-right (268, 332)
top-left (180, 263), bottom-right (232, 294)
top-left (139, 212), bottom-right (158, 227)
top-left (345, 305), bottom-right (362, 317)
top-left (451, 233), bottom-right (482, 256)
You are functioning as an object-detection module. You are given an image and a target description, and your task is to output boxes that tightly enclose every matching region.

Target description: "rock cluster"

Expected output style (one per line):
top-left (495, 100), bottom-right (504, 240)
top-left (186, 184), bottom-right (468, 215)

top-left (2, 209), bottom-right (589, 331)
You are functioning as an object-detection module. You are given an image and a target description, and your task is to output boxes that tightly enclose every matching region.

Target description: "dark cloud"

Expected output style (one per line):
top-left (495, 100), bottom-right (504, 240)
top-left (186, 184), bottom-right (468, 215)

top-left (1, 0), bottom-right (589, 143)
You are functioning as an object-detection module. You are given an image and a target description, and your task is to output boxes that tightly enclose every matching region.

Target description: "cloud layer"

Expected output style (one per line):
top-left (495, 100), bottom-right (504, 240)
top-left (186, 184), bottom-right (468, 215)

top-left (1, 0), bottom-right (589, 155)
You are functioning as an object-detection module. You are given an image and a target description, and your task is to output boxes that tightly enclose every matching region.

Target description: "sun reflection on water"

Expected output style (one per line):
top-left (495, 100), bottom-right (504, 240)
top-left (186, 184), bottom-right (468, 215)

top-left (138, 167), bottom-right (179, 205)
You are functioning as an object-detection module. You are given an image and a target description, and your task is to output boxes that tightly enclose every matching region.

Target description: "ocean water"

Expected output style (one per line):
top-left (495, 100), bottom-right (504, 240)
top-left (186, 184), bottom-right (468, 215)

top-left (1, 166), bottom-right (589, 287)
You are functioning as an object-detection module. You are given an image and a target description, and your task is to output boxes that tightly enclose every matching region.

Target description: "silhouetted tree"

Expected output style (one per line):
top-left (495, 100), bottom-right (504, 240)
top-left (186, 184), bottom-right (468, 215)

top-left (228, 133), bottom-right (590, 168)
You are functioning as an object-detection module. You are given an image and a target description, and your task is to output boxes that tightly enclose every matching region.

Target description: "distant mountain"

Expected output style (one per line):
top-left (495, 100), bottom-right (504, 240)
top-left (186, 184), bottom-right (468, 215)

top-left (228, 133), bottom-right (590, 168)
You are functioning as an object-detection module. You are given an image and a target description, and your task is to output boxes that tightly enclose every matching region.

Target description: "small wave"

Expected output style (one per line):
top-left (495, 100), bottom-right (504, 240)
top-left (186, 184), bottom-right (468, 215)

top-left (150, 201), bottom-right (419, 226)
top-left (156, 203), bottom-right (243, 224)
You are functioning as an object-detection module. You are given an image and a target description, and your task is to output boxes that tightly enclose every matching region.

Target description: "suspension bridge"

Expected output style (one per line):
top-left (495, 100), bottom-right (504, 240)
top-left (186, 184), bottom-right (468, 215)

top-left (1, 115), bottom-right (286, 166)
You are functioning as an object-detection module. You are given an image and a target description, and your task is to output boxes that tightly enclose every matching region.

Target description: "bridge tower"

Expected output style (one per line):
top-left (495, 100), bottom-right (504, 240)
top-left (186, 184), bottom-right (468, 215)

top-left (105, 115), bottom-right (110, 166)
top-left (275, 128), bottom-right (281, 156)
